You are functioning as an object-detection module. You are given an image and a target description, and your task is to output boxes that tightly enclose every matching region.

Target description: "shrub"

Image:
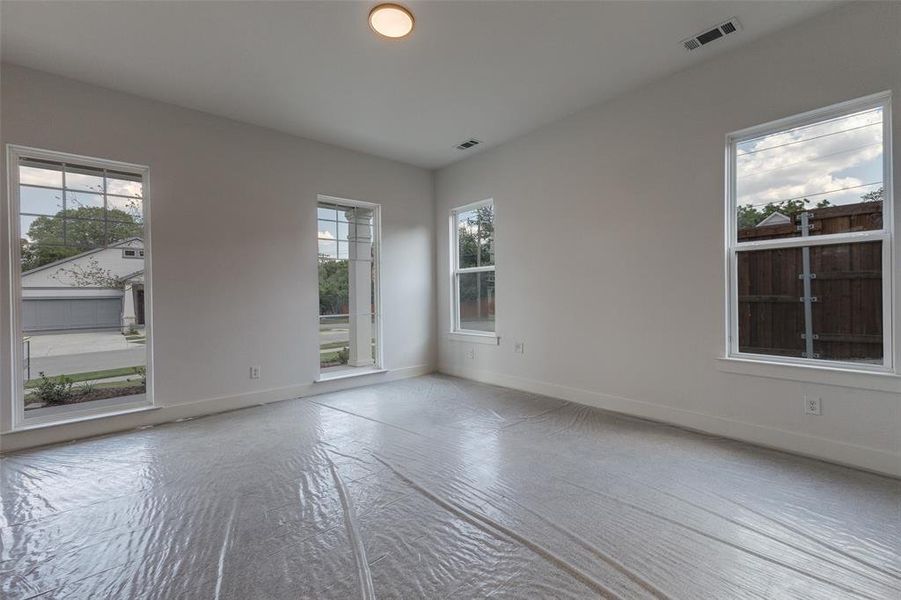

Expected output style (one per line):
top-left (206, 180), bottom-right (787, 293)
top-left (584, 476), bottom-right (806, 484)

top-left (136, 366), bottom-right (147, 386)
top-left (336, 347), bottom-right (350, 365)
top-left (34, 372), bottom-right (76, 405)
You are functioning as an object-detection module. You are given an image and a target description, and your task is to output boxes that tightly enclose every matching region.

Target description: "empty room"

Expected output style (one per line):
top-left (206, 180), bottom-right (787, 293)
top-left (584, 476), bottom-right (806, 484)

top-left (1, 1), bottom-right (899, 598)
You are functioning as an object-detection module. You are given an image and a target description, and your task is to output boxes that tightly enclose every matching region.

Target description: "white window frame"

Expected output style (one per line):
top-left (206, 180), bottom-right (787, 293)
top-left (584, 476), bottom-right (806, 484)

top-left (6, 145), bottom-right (154, 430)
top-left (450, 198), bottom-right (497, 340)
top-left (315, 194), bottom-right (383, 377)
top-left (725, 92), bottom-right (894, 373)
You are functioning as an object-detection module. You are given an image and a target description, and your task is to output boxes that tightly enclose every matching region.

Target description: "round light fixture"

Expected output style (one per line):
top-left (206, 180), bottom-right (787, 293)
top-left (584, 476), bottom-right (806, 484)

top-left (369, 4), bottom-right (414, 39)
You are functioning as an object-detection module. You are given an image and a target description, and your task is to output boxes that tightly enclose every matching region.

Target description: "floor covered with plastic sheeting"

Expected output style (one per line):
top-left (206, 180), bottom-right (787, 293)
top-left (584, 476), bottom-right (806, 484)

top-left (2, 375), bottom-right (899, 599)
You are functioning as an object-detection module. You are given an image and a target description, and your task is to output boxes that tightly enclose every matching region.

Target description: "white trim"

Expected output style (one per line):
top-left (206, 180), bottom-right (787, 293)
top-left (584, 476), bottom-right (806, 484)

top-left (450, 198), bottom-right (496, 335)
top-left (315, 367), bottom-right (387, 383)
top-left (315, 194), bottom-right (383, 375)
top-left (0, 364), bottom-right (433, 453)
top-left (11, 401), bottom-right (158, 433)
top-left (715, 357), bottom-right (901, 393)
top-left (724, 93), bottom-right (894, 372)
top-left (733, 230), bottom-right (888, 251)
top-left (6, 145), bottom-right (155, 431)
top-left (447, 331), bottom-right (500, 345)
top-left (441, 365), bottom-right (901, 477)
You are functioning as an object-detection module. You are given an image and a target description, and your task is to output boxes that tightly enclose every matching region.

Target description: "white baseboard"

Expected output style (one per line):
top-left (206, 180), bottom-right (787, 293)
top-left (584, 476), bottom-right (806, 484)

top-left (441, 364), bottom-right (900, 478)
top-left (0, 364), bottom-right (433, 453)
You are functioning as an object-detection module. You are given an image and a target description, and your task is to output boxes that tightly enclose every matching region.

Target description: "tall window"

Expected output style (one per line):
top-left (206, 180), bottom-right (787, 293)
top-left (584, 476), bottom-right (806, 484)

top-left (452, 200), bottom-right (496, 333)
top-left (9, 147), bottom-right (151, 427)
top-left (317, 197), bottom-right (380, 376)
top-left (727, 93), bottom-right (892, 369)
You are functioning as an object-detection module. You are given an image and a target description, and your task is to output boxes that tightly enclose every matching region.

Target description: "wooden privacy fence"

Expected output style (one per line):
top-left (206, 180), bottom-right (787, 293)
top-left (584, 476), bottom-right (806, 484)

top-left (737, 202), bottom-right (883, 362)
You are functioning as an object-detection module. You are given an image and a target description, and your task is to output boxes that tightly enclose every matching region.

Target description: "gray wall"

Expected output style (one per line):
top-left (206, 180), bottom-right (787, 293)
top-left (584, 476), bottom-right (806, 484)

top-left (1, 65), bottom-right (436, 449)
top-left (435, 2), bottom-right (901, 475)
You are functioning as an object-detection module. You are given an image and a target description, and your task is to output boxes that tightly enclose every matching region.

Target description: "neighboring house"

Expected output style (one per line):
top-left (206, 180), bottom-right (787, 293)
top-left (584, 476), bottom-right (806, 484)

top-left (21, 238), bottom-right (145, 333)
top-left (755, 211), bottom-right (792, 227)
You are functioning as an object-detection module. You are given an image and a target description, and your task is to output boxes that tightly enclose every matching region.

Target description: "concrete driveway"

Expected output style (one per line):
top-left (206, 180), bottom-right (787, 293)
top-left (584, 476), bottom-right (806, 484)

top-left (25, 330), bottom-right (145, 378)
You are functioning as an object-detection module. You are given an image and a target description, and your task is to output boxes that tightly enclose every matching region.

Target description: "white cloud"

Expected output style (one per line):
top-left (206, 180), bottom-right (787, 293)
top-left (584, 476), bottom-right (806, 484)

top-left (736, 108), bottom-right (883, 208)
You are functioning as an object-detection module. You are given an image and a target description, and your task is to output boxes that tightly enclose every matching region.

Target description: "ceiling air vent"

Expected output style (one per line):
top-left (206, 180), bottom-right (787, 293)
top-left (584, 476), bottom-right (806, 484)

top-left (681, 18), bottom-right (741, 52)
top-left (455, 139), bottom-right (481, 150)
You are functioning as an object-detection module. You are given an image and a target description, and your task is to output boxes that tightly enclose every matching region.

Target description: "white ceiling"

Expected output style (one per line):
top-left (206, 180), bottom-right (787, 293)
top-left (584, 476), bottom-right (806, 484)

top-left (1, 1), bottom-right (838, 169)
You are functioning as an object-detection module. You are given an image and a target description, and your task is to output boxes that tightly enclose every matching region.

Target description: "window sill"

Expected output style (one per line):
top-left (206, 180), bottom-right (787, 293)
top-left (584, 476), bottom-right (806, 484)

top-left (315, 367), bottom-right (387, 383)
top-left (716, 356), bottom-right (901, 393)
top-left (9, 401), bottom-right (159, 434)
top-left (447, 332), bottom-right (500, 345)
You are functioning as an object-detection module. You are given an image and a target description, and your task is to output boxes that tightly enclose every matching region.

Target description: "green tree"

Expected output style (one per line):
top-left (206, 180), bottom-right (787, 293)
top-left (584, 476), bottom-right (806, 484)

top-left (457, 205), bottom-right (494, 272)
top-left (861, 187), bottom-right (884, 203)
top-left (318, 257), bottom-right (349, 315)
top-left (21, 206), bottom-right (142, 271)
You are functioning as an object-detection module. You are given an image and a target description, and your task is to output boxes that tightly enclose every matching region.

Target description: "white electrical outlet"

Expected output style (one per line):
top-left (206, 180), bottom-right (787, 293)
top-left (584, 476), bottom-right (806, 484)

top-left (465, 348), bottom-right (475, 360)
top-left (514, 341), bottom-right (525, 354)
top-left (804, 396), bottom-right (821, 416)
top-left (250, 365), bottom-right (261, 379)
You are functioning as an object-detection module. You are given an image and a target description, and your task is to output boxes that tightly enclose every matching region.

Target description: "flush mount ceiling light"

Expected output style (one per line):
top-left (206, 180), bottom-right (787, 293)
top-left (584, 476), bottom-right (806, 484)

top-left (369, 4), bottom-right (414, 39)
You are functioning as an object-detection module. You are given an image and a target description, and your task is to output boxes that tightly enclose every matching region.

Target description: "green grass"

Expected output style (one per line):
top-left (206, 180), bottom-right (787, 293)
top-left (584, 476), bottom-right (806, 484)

top-left (320, 341), bottom-right (350, 350)
top-left (26, 366), bottom-right (143, 388)
top-left (91, 379), bottom-right (144, 390)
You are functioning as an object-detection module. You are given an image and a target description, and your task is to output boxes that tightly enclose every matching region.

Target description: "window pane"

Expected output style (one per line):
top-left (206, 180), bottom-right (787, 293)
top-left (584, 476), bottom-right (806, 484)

top-left (736, 107), bottom-right (884, 239)
top-left (65, 190), bottom-right (105, 212)
top-left (738, 242), bottom-right (884, 363)
top-left (338, 221), bottom-right (349, 240)
top-left (337, 241), bottom-right (348, 259)
top-left (18, 158), bottom-right (147, 419)
top-left (318, 219), bottom-right (337, 240)
top-left (737, 248), bottom-right (805, 358)
top-left (810, 242), bottom-right (883, 363)
top-left (458, 271), bottom-right (495, 332)
top-left (457, 205), bottom-right (494, 268)
top-left (106, 171), bottom-right (143, 197)
top-left (21, 214), bottom-right (64, 246)
top-left (64, 218), bottom-right (108, 249)
top-left (20, 160), bottom-right (63, 188)
top-left (318, 240), bottom-right (337, 259)
top-left (318, 259), bottom-right (348, 316)
top-left (318, 205), bottom-right (337, 221)
top-left (107, 220), bottom-right (144, 245)
top-left (20, 186), bottom-right (64, 216)
top-left (107, 195), bottom-right (144, 223)
top-left (66, 165), bottom-right (105, 193)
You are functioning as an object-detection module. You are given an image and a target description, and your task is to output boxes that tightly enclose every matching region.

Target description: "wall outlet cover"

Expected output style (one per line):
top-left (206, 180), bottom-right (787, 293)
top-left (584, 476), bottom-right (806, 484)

top-left (804, 396), bottom-right (821, 416)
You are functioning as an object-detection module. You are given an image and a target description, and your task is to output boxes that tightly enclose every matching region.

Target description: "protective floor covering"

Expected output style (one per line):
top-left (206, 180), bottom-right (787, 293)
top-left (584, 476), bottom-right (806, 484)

top-left (2, 375), bottom-right (899, 599)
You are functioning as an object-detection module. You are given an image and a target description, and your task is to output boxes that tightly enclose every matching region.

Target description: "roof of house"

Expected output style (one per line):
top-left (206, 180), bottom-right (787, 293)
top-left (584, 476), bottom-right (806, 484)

top-left (21, 237), bottom-right (143, 276)
top-left (756, 212), bottom-right (792, 227)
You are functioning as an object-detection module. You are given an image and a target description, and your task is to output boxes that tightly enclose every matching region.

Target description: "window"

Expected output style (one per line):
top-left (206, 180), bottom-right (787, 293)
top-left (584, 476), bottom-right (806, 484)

top-left (727, 93), bottom-right (892, 370)
top-left (9, 146), bottom-right (151, 427)
top-left (317, 196), bottom-right (380, 376)
top-left (452, 200), bottom-right (496, 334)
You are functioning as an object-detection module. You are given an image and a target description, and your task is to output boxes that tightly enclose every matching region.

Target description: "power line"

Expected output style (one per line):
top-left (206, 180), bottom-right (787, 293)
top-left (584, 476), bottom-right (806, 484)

top-left (737, 122), bottom-right (881, 157)
top-left (737, 141), bottom-right (882, 177)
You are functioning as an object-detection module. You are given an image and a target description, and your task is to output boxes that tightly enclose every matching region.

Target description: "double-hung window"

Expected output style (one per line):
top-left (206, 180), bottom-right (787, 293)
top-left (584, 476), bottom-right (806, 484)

top-left (451, 200), bottom-right (496, 334)
top-left (726, 93), bottom-right (893, 370)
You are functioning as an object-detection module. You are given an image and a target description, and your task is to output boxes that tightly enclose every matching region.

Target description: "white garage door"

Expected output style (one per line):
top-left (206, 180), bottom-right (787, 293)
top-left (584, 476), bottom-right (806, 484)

top-left (23, 298), bottom-right (122, 332)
